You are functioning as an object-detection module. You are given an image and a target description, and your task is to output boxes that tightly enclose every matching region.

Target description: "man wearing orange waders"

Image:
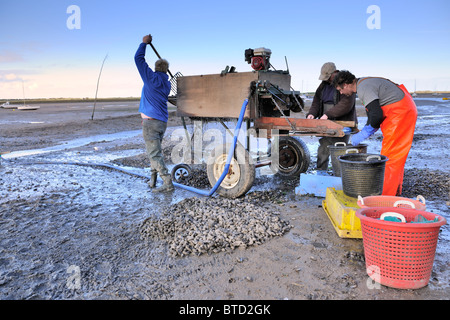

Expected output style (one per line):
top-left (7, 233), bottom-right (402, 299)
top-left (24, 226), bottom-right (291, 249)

top-left (333, 70), bottom-right (418, 196)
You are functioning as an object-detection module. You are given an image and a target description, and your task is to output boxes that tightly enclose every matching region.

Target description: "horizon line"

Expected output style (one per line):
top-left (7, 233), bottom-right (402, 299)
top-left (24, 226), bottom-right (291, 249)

top-left (2, 90), bottom-right (450, 103)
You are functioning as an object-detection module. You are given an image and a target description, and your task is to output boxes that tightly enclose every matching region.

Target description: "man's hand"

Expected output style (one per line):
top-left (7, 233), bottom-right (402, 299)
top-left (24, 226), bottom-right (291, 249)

top-left (320, 114), bottom-right (328, 120)
top-left (306, 114), bottom-right (315, 119)
top-left (142, 34), bottom-right (152, 44)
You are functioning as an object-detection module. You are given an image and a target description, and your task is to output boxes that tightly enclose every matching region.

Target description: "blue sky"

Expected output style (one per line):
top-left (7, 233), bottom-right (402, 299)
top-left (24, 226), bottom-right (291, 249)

top-left (1, 0), bottom-right (449, 99)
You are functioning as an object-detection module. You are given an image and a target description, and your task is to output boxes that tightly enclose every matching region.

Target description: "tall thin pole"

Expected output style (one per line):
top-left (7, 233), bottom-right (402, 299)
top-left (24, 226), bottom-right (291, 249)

top-left (91, 54), bottom-right (108, 120)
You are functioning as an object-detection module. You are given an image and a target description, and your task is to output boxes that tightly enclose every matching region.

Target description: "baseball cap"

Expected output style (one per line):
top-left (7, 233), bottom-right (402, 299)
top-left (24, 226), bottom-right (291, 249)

top-left (319, 62), bottom-right (337, 81)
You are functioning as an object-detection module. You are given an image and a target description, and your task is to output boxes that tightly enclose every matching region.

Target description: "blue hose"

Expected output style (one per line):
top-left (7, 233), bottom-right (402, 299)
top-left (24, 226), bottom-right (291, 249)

top-left (173, 97), bottom-right (249, 196)
top-left (4, 97), bottom-right (250, 198)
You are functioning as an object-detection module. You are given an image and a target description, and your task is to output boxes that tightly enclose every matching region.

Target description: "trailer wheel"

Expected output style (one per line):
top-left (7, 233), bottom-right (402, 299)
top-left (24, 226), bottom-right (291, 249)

top-left (171, 164), bottom-right (192, 182)
top-left (207, 143), bottom-right (255, 198)
top-left (276, 136), bottom-right (310, 178)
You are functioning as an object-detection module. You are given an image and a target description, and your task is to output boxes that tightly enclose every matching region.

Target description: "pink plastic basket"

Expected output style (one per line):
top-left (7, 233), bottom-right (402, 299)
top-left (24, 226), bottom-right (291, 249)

top-left (356, 207), bottom-right (446, 289)
top-left (357, 195), bottom-right (426, 211)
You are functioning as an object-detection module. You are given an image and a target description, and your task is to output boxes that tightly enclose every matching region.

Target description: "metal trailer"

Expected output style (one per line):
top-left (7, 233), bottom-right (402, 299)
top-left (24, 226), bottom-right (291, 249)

top-left (168, 48), bottom-right (355, 198)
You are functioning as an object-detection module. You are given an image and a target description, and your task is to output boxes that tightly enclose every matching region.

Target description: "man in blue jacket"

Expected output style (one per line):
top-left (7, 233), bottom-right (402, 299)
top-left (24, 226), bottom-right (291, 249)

top-left (135, 34), bottom-right (173, 192)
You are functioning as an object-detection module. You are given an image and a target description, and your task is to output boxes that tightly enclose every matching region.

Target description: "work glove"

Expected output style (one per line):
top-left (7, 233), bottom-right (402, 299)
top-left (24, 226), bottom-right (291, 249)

top-left (350, 124), bottom-right (378, 146)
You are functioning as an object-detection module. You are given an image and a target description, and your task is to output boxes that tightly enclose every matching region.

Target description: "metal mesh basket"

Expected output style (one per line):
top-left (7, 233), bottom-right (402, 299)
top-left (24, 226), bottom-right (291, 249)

top-left (169, 71), bottom-right (183, 96)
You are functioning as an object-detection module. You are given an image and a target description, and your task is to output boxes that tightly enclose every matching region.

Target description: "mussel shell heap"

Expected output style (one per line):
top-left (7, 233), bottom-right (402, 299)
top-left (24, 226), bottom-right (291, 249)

top-left (140, 196), bottom-right (292, 257)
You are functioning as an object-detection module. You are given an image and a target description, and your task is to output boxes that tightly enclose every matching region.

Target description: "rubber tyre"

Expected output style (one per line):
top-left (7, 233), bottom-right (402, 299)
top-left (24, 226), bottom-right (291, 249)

top-left (171, 164), bottom-right (192, 182)
top-left (276, 136), bottom-right (310, 179)
top-left (206, 143), bottom-right (255, 198)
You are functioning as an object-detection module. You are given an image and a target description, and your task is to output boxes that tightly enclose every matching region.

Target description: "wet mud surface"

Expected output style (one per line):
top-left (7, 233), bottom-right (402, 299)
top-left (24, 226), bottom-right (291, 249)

top-left (0, 98), bottom-right (449, 300)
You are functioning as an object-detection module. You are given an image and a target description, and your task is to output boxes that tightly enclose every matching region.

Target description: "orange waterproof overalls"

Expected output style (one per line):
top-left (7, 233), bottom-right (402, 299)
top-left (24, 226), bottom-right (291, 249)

top-left (379, 84), bottom-right (417, 196)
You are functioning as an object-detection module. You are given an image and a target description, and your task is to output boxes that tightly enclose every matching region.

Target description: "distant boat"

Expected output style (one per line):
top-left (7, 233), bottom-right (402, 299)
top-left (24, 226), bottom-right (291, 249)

top-left (300, 94), bottom-right (312, 101)
top-left (1, 101), bottom-right (15, 109)
top-left (0, 101), bottom-right (40, 110)
top-left (17, 80), bottom-right (40, 110)
top-left (18, 105), bottom-right (40, 110)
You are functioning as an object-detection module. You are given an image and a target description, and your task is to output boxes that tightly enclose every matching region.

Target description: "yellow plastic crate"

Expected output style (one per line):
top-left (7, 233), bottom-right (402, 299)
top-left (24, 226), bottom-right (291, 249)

top-left (322, 187), bottom-right (362, 239)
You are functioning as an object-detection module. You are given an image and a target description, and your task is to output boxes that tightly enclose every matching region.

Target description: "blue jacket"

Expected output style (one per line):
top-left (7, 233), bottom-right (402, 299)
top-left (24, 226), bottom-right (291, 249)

top-left (134, 43), bottom-right (171, 122)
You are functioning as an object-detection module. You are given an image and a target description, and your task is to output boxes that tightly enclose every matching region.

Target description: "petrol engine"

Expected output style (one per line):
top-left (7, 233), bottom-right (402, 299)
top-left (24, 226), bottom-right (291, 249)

top-left (245, 47), bottom-right (272, 71)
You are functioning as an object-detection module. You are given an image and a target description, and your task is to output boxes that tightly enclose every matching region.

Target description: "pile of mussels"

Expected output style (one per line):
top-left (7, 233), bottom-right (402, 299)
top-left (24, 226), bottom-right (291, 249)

top-left (140, 195), bottom-right (292, 257)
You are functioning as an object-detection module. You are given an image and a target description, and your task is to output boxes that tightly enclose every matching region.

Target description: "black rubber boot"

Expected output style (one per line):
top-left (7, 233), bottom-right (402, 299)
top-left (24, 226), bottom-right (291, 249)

top-left (148, 172), bottom-right (157, 188)
top-left (152, 174), bottom-right (174, 193)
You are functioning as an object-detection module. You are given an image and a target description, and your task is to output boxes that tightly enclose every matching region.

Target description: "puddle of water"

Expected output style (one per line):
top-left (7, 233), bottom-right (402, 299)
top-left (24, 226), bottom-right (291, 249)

top-left (0, 120), bottom-right (47, 125)
top-left (2, 130), bottom-right (142, 159)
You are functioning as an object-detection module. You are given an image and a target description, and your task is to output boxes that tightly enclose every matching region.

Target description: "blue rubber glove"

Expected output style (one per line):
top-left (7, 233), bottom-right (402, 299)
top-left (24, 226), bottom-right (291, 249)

top-left (351, 125), bottom-right (378, 146)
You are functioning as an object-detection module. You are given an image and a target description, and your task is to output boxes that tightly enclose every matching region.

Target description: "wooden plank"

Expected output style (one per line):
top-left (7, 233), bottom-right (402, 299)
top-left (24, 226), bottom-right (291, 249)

top-left (176, 72), bottom-right (257, 118)
top-left (333, 121), bottom-right (356, 127)
top-left (176, 71), bottom-right (292, 119)
top-left (254, 117), bottom-right (347, 137)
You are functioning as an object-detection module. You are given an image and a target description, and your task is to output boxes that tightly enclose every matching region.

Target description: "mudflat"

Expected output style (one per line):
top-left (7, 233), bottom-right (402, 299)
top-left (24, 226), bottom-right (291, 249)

top-left (0, 98), bottom-right (448, 301)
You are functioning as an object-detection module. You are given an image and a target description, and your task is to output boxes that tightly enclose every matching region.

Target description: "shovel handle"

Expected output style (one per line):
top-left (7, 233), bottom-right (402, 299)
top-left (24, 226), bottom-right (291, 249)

top-left (148, 42), bottom-right (174, 78)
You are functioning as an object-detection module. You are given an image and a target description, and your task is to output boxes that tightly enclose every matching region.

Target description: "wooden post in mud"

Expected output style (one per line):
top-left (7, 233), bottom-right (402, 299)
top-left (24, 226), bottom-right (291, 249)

top-left (91, 54), bottom-right (108, 120)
